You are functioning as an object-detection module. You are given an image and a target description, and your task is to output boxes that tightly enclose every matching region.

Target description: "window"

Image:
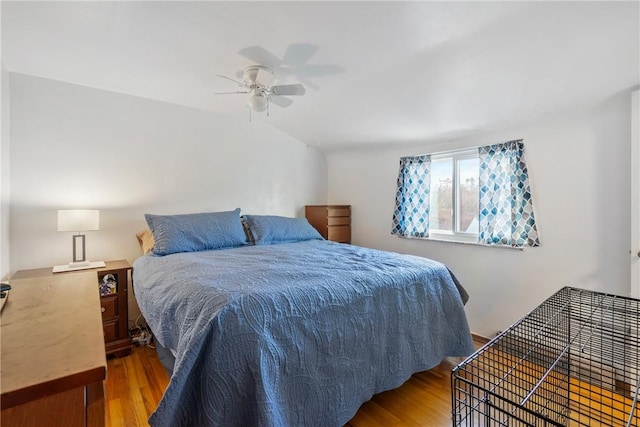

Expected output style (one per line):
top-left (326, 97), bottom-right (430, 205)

top-left (391, 140), bottom-right (540, 248)
top-left (429, 150), bottom-right (479, 242)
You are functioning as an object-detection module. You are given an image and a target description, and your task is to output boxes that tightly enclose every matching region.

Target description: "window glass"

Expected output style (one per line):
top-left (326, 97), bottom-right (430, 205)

top-left (430, 159), bottom-right (453, 233)
top-left (458, 157), bottom-right (479, 234)
top-left (429, 151), bottom-right (479, 241)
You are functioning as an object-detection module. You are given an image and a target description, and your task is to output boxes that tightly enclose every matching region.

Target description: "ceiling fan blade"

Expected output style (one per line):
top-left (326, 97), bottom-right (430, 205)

top-left (216, 74), bottom-right (247, 88)
top-left (269, 96), bottom-right (294, 108)
top-left (271, 84), bottom-right (306, 96)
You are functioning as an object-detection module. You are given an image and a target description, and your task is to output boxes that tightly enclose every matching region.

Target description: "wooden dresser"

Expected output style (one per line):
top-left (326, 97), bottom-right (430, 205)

top-left (0, 271), bottom-right (107, 427)
top-left (305, 205), bottom-right (351, 243)
top-left (11, 260), bottom-right (133, 358)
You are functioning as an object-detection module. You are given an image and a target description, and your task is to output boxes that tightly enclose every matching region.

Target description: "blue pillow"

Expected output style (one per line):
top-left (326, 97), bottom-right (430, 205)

top-left (243, 215), bottom-right (323, 245)
top-left (145, 209), bottom-right (246, 256)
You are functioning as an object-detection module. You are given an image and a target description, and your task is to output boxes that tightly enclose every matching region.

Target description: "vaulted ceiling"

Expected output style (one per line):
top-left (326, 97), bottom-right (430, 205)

top-left (2, 1), bottom-right (638, 151)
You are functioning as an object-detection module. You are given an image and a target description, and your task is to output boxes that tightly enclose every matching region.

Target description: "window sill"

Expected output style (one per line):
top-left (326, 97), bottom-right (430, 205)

top-left (398, 235), bottom-right (524, 251)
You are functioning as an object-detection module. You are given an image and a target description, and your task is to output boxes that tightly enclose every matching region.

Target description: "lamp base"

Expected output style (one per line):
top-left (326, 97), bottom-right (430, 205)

top-left (52, 260), bottom-right (106, 273)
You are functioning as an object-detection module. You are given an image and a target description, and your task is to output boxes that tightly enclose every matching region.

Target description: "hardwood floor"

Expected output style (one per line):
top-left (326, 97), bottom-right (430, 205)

top-left (105, 345), bottom-right (169, 427)
top-left (105, 340), bottom-right (482, 427)
top-left (345, 356), bottom-right (466, 427)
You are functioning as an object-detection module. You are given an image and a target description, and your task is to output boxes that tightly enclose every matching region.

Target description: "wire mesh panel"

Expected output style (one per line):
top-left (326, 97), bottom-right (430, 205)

top-left (452, 287), bottom-right (640, 427)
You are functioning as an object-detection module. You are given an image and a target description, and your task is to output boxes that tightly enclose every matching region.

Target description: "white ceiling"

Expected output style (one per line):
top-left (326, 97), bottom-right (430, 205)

top-left (2, 1), bottom-right (639, 151)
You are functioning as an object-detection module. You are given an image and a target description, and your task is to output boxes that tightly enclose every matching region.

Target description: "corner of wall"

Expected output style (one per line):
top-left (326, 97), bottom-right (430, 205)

top-left (631, 90), bottom-right (639, 298)
top-left (1, 65), bottom-right (11, 280)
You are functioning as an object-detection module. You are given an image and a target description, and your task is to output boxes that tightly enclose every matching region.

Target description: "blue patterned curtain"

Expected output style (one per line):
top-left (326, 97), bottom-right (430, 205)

top-left (391, 155), bottom-right (431, 238)
top-left (478, 140), bottom-right (540, 247)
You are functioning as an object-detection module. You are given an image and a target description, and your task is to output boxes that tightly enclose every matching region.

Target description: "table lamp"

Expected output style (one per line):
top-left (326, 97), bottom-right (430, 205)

top-left (53, 209), bottom-right (106, 273)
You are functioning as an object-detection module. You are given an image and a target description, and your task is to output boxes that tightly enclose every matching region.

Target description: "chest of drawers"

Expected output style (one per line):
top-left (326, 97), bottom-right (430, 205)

top-left (305, 205), bottom-right (351, 243)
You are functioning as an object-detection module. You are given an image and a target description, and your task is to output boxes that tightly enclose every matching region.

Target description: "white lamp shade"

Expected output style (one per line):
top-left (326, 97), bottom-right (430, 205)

top-left (248, 94), bottom-right (267, 112)
top-left (58, 210), bottom-right (100, 232)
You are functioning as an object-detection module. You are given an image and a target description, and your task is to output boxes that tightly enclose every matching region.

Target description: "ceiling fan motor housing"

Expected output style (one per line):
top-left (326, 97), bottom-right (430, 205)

top-left (243, 65), bottom-right (274, 86)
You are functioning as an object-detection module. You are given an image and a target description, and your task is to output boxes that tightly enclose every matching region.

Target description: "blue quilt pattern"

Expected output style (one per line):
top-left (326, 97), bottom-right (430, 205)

top-left (133, 240), bottom-right (474, 426)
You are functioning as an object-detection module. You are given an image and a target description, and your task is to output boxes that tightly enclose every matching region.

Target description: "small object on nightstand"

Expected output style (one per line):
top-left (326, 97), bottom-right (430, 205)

top-left (100, 274), bottom-right (117, 296)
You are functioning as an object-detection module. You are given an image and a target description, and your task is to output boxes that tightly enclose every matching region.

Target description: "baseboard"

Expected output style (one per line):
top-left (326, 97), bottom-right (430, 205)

top-left (472, 333), bottom-right (490, 345)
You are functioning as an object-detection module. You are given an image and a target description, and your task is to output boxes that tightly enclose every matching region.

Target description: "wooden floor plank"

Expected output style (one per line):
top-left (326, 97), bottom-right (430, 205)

top-left (106, 345), bottom-right (169, 427)
top-left (123, 352), bottom-right (152, 427)
top-left (347, 400), bottom-right (401, 427)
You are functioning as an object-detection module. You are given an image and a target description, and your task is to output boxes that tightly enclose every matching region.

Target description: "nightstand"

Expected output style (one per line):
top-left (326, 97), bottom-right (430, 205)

top-left (11, 260), bottom-right (133, 358)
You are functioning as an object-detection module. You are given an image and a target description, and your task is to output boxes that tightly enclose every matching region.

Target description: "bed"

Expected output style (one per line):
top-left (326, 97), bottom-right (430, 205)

top-left (133, 210), bottom-right (475, 427)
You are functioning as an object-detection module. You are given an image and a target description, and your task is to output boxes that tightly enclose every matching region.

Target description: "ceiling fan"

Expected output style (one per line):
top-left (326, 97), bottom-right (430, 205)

top-left (216, 65), bottom-right (306, 118)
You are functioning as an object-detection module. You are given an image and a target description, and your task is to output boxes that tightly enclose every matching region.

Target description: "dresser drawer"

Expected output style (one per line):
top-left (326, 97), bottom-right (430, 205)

top-left (327, 208), bottom-right (350, 217)
top-left (327, 216), bottom-right (350, 226)
top-left (100, 296), bottom-right (118, 319)
top-left (327, 225), bottom-right (351, 243)
top-left (103, 319), bottom-right (118, 342)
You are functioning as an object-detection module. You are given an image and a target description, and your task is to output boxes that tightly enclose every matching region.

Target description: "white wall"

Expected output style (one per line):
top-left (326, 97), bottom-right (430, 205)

top-left (327, 91), bottom-right (632, 338)
top-left (9, 73), bottom-right (327, 277)
top-left (1, 65), bottom-right (10, 281)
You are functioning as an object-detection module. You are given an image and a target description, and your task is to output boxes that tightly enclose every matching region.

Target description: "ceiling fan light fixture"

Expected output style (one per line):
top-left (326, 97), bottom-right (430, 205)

top-left (216, 64), bottom-right (304, 118)
top-left (248, 94), bottom-right (268, 112)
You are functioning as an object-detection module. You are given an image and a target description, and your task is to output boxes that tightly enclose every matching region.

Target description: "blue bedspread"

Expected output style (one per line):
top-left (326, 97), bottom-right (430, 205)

top-left (133, 240), bottom-right (474, 426)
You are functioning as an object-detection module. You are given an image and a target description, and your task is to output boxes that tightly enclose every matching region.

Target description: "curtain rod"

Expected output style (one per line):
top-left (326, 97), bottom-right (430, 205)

top-left (409, 139), bottom-right (523, 158)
